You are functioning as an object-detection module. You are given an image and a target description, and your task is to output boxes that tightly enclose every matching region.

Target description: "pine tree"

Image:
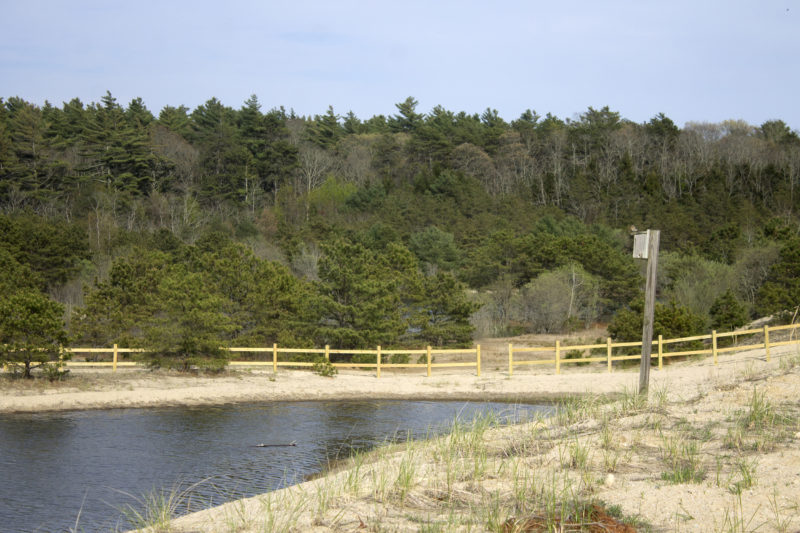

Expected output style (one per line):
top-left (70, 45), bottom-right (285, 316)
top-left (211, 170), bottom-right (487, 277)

top-left (0, 99), bottom-right (21, 197)
top-left (81, 91), bottom-right (155, 194)
top-left (158, 105), bottom-right (192, 138)
top-left (389, 96), bottom-right (422, 133)
top-left (5, 97), bottom-right (45, 196)
top-left (190, 98), bottom-right (248, 202)
top-left (710, 289), bottom-right (748, 332)
top-left (306, 105), bottom-right (342, 149)
top-left (238, 96), bottom-right (297, 201)
top-left (0, 289), bottom-right (69, 378)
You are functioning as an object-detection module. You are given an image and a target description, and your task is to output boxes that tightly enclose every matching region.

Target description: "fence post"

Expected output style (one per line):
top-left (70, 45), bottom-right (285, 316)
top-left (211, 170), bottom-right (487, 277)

top-left (508, 343), bottom-right (513, 377)
top-left (712, 330), bottom-right (718, 365)
top-left (325, 345), bottom-right (330, 362)
top-left (606, 337), bottom-right (612, 373)
top-left (272, 343), bottom-right (277, 373)
top-left (555, 340), bottom-right (561, 375)
top-left (764, 325), bottom-right (771, 362)
top-left (113, 343), bottom-right (118, 372)
top-left (426, 346), bottom-right (432, 377)
top-left (658, 335), bottom-right (663, 370)
top-left (476, 344), bottom-right (481, 377)
top-left (376, 346), bottom-right (381, 378)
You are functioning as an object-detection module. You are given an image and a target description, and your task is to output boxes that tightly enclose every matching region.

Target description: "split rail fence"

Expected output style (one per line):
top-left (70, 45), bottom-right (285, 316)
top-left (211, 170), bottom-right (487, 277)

top-left (58, 345), bottom-right (482, 378)
top-left (507, 323), bottom-right (798, 376)
top-left (13, 322), bottom-right (800, 378)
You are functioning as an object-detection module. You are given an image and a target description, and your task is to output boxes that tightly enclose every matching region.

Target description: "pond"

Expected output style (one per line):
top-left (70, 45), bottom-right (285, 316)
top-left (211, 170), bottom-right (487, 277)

top-left (0, 400), bottom-right (553, 532)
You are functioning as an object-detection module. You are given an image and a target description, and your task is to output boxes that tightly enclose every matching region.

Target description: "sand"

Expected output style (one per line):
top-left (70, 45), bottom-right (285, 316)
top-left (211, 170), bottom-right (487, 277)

top-left (0, 346), bottom-right (779, 414)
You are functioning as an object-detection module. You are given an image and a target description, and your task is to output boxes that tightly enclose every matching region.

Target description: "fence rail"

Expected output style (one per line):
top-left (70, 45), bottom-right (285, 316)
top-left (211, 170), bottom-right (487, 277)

top-left (6, 322), bottom-right (799, 378)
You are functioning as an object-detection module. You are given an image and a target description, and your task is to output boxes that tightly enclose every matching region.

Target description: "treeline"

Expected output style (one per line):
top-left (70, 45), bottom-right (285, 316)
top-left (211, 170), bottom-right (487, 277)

top-left (2, 93), bottom-right (800, 364)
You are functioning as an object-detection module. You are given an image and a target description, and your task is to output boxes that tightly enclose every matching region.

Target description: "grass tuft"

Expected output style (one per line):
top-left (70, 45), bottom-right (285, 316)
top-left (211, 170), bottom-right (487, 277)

top-left (659, 434), bottom-right (706, 484)
top-left (116, 479), bottom-right (209, 532)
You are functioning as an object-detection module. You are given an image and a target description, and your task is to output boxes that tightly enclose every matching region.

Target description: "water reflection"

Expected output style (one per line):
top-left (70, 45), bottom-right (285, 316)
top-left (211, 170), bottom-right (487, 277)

top-left (0, 400), bottom-right (551, 532)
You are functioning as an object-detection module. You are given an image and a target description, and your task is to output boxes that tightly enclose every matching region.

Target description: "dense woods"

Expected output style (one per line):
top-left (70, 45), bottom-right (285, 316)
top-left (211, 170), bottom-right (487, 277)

top-left (2, 92), bottom-right (800, 370)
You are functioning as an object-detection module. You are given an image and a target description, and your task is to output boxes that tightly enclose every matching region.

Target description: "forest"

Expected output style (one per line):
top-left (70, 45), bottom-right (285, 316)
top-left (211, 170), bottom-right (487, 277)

top-left (1, 92), bottom-right (800, 370)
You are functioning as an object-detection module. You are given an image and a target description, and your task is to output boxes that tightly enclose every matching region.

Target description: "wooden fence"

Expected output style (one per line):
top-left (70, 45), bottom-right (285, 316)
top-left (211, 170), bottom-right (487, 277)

top-left (14, 322), bottom-right (800, 378)
top-left (509, 323), bottom-right (799, 375)
top-left (59, 344), bottom-right (482, 378)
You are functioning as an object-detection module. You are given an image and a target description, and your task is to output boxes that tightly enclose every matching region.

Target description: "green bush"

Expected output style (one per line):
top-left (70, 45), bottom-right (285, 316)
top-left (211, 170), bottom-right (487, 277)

top-left (41, 362), bottom-right (70, 381)
top-left (141, 350), bottom-right (229, 373)
top-left (389, 353), bottom-right (410, 364)
top-left (312, 356), bottom-right (337, 377)
top-left (756, 238), bottom-right (800, 316)
top-left (563, 349), bottom-right (590, 366)
top-left (710, 289), bottom-right (748, 332)
top-left (289, 352), bottom-right (318, 363)
top-left (416, 353), bottom-right (435, 365)
top-left (609, 298), bottom-right (705, 342)
top-left (352, 353), bottom-right (376, 366)
top-left (608, 298), bottom-right (706, 362)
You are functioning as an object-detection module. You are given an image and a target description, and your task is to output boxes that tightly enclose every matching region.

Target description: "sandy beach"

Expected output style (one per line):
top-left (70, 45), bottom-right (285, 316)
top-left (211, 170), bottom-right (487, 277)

top-left (0, 346), bottom-right (780, 414)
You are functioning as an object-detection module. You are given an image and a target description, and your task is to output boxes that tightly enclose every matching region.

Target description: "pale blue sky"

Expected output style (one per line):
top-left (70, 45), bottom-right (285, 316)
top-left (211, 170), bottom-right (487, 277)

top-left (1, 0), bottom-right (798, 128)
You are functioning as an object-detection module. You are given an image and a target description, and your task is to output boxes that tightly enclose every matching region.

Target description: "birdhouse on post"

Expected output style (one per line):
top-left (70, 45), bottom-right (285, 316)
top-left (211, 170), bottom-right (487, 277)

top-left (632, 231), bottom-right (650, 259)
top-left (633, 229), bottom-right (660, 395)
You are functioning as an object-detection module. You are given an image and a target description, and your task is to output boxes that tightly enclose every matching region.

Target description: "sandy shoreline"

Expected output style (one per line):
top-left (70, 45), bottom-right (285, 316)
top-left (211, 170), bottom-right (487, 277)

top-left (161, 345), bottom-right (800, 532)
top-left (0, 347), bottom-right (778, 414)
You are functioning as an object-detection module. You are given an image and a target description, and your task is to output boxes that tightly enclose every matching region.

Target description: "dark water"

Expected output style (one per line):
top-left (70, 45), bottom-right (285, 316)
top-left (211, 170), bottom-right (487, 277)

top-left (0, 400), bottom-right (552, 532)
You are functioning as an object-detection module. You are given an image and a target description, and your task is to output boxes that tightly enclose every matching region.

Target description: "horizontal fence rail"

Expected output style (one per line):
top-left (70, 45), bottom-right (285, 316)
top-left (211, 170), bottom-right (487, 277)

top-left (3, 322), bottom-right (798, 378)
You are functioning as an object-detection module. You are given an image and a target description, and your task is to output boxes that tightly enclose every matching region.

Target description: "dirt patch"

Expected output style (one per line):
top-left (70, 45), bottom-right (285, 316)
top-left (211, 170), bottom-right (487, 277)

top-left (503, 503), bottom-right (638, 532)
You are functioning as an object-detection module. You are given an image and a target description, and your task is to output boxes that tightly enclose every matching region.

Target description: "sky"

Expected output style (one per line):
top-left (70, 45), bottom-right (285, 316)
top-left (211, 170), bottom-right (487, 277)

top-left (1, 0), bottom-right (798, 129)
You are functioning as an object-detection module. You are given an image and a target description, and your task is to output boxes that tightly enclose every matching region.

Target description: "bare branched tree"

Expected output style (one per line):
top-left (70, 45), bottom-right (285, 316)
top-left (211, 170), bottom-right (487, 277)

top-left (296, 144), bottom-right (335, 221)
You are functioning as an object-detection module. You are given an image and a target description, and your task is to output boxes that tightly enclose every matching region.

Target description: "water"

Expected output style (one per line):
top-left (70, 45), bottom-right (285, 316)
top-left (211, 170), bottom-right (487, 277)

top-left (0, 400), bottom-right (552, 532)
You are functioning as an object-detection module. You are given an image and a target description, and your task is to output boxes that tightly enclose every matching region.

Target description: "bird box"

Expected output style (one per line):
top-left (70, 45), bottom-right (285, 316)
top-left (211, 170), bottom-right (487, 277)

top-left (633, 231), bottom-right (649, 259)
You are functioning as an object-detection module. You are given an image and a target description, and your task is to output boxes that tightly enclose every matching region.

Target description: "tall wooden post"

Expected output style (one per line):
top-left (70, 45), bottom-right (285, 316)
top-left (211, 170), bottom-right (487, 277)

top-left (606, 337), bottom-right (612, 373)
top-left (426, 346), bottom-right (432, 377)
top-left (113, 343), bottom-right (118, 372)
top-left (638, 229), bottom-right (660, 395)
top-left (508, 343), bottom-right (513, 377)
top-left (476, 345), bottom-right (481, 377)
top-left (272, 343), bottom-right (278, 373)
top-left (376, 346), bottom-right (381, 378)
top-left (763, 325), bottom-right (771, 362)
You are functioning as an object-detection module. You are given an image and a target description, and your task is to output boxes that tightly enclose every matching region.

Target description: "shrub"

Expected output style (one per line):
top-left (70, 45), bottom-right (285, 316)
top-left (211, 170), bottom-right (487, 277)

top-left (352, 353), bottom-right (376, 366)
top-left (312, 356), bottom-right (337, 377)
top-left (41, 362), bottom-right (70, 382)
top-left (608, 298), bottom-right (706, 361)
top-left (389, 353), bottom-right (410, 364)
top-left (609, 298), bottom-right (705, 342)
top-left (563, 349), bottom-right (590, 366)
top-left (710, 289), bottom-right (748, 332)
top-left (416, 353), bottom-right (435, 364)
top-left (289, 352), bottom-right (318, 363)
